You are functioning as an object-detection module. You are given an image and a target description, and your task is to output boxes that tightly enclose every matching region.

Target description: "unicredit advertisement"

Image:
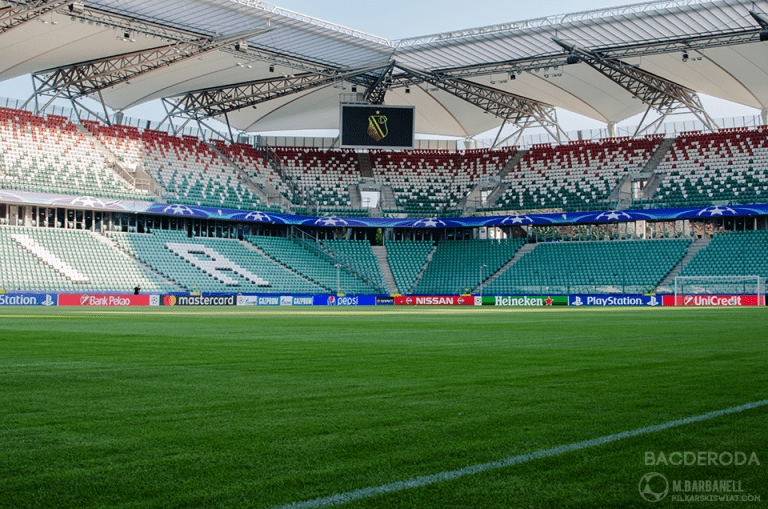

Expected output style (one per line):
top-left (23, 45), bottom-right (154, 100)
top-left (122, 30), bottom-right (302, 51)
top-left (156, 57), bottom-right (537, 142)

top-left (394, 296), bottom-right (480, 306)
top-left (58, 294), bottom-right (158, 306)
top-left (663, 295), bottom-right (763, 306)
top-left (569, 295), bottom-right (663, 307)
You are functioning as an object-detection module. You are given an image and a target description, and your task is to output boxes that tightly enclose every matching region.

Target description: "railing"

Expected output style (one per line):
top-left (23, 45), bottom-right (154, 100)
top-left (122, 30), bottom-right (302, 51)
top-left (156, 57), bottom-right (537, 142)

top-left (290, 228), bottom-right (386, 294)
top-left (255, 140), bottom-right (318, 214)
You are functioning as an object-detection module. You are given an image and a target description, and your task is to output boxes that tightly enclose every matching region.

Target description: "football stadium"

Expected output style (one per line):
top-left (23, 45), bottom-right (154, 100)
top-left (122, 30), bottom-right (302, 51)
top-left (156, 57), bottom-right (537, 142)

top-left (1, 0), bottom-right (767, 506)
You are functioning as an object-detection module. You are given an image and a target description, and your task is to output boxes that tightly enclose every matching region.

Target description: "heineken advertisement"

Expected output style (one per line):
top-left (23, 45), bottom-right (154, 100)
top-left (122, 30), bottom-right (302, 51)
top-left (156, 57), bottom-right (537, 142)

top-left (483, 296), bottom-right (569, 306)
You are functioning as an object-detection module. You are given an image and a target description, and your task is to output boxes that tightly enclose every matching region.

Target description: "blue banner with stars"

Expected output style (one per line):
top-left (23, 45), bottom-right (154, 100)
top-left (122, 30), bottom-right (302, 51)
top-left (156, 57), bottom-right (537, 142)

top-left (147, 203), bottom-right (768, 228)
top-left (1, 189), bottom-right (766, 228)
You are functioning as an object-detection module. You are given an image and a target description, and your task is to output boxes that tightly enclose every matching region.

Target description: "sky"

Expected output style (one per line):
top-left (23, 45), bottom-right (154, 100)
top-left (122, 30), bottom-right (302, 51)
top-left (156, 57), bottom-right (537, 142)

top-left (0, 0), bottom-right (761, 138)
top-left (272, 0), bottom-right (635, 41)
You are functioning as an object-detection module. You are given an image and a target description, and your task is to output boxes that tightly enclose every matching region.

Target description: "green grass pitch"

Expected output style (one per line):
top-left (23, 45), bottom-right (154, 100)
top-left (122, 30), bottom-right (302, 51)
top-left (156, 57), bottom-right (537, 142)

top-left (0, 307), bottom-right (766, 508)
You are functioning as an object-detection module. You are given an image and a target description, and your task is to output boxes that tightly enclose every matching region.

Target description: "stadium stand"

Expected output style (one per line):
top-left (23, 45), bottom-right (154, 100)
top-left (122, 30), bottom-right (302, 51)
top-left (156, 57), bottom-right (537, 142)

top-left (677, 230), bottom-right (768, 279)
top-left (0, 108), bottom-right (150, 200)
top-left (211, 141), bottom-right (286, 209)
top-left (85, 122), bottom-right (261, 210)
top-left (0, 225), bottom-right (177, 292)
top-left (493, 137), bottom-right (660, 212)
top-left (108, 230), bottom-right (320, 293)
top-left (384, 239), bottom-right (435, 294)
top-left (6, 101), bottom-right (768, 220)
top-left (415, 238), bottom-right (526, 294)
top-left (644, 128), bottom-right (768, 208)
top-left (245, 235), bottom-right (382, 294)
top-left (274, 147), bottom-right (361, 210)
top-left (370, 149), bottom-right (458, 216)
top-left (320, 239), bottom-right (386, 290)
top-left (448, 147), bottom-right (515, 208)
top-left (484, 239), bottom-right (691, 295)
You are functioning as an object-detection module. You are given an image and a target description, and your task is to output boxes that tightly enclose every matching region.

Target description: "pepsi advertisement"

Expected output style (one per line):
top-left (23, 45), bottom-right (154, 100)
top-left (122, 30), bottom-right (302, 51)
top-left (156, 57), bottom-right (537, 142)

top-left (313, 295), bottom-right (377, 306)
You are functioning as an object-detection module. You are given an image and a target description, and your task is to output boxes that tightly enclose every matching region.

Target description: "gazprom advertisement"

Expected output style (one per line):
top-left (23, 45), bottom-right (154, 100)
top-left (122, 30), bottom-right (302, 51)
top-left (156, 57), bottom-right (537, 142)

top-left (0, 293), bottom-right (57, 306)
top-left (237, 295), bottom-right (315, 306)
top-left (569, 295), bottom-right (663, 307)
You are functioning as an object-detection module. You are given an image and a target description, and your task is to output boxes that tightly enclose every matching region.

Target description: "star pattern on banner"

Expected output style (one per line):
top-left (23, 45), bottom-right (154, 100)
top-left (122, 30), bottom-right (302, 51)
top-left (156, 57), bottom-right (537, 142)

top-left (244, 211), bottom-right (272, 222)
top-left (413, 218), bottom-right (446, 227)
top-left (314, 216), bottom-right (349, 226)
top-left (697, 206), bottom-right (736, 217)
top-left (163, 204), bottom-right (195, 215)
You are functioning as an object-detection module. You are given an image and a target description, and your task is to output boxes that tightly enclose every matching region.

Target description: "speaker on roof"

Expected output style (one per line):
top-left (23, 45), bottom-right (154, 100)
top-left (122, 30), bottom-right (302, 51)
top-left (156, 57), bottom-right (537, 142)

top-left (761, 31), bottom-right (768, 42)
top-left (566, 56), bottom-right (580, 65)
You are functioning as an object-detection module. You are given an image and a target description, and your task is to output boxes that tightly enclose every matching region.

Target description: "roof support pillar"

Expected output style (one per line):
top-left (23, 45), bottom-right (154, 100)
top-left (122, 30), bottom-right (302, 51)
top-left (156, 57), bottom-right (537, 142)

top-left (607, 122), bottom-right (617, 138)
top-left (762, 109), bottom-right (768, 126)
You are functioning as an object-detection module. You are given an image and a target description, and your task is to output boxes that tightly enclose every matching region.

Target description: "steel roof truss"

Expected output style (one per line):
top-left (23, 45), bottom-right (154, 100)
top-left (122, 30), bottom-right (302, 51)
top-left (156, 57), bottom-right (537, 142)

top-left (553, 38), bottom-right (718, 132)
top-left (428, 26), bottom-right (764, 81)
top-left (0, 0), bottom-right (69, 34)
top-left (395, 65), bottom-right (569, 142)
top-left (61, 3), bottom-right (205, 43)
top-left (169, 64), bottom-right (389, 119)
top-left (31, 29), bottom-right (270, 105)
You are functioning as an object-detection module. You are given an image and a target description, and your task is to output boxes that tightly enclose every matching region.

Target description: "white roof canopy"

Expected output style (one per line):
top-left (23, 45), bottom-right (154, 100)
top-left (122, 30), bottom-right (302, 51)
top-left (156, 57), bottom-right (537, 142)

top-left (1, 0), bottom-right (767, 136)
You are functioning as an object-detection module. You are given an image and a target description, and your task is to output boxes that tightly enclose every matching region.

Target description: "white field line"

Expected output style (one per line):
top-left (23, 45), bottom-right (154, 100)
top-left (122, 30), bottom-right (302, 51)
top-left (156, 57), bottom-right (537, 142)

top-left (273, 399), bottom-right (768, 509)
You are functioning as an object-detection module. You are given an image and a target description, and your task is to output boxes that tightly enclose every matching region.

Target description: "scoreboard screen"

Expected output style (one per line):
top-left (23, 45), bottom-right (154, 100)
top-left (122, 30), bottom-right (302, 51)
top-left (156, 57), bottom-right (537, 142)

top-left (340, 105), bottom-right (415, 149)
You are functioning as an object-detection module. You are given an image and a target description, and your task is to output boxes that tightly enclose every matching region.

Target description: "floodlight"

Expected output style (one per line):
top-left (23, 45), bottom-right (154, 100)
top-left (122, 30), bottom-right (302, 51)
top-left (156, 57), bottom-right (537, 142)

top-left (69, 1), bottom-right (84, 14)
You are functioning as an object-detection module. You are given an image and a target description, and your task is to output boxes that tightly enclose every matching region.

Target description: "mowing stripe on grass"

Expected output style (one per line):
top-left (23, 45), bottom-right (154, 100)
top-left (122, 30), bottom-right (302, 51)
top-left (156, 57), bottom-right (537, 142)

top-left (274, 398), bottom-right (768, 509)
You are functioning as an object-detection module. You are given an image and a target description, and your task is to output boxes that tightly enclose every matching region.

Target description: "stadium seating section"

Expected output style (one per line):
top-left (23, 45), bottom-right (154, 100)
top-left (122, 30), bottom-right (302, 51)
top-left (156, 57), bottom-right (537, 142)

top-left (85, 123), bottom-right (261, 210)
top-left (245, 235), bottom-right (383, 294)
top-left (643, 128), bottom-right (768, 207)
top-left (485, 239), bottom-right (691, 295)
top-left (108, 230), bottom-right (320, 294)
top-left (320, 239), bottom-right (386, 291)
top-left (5, 107), bottom-right (768, 217)
top-left (0, 226), bottom-right (177, 292)
top-left (212, 141), bottom-right (286, 205)
top-left (495, 137), bottom-right (660, 212)
top-left (384, 240), bottom-right (435, 294)
top-left (371, 149), bottom-right (458, 216)
top-left (0, 108), bottom-right (150, 200)
top-left (3, 225), bottom-right (767, 297)
top-left (415, 238), bottom-right (526, 295)
top-left (274, 147), bottom-right (360, 209)
top-left (678, 230), bottom-right (768, 280)
top-left (448, 147), bottom-right (516, 208)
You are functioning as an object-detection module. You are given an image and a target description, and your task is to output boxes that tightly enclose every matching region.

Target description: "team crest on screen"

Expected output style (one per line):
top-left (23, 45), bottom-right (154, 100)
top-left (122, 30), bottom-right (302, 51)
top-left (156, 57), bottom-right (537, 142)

top-left (367, 111), bottom-right (388, 141)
